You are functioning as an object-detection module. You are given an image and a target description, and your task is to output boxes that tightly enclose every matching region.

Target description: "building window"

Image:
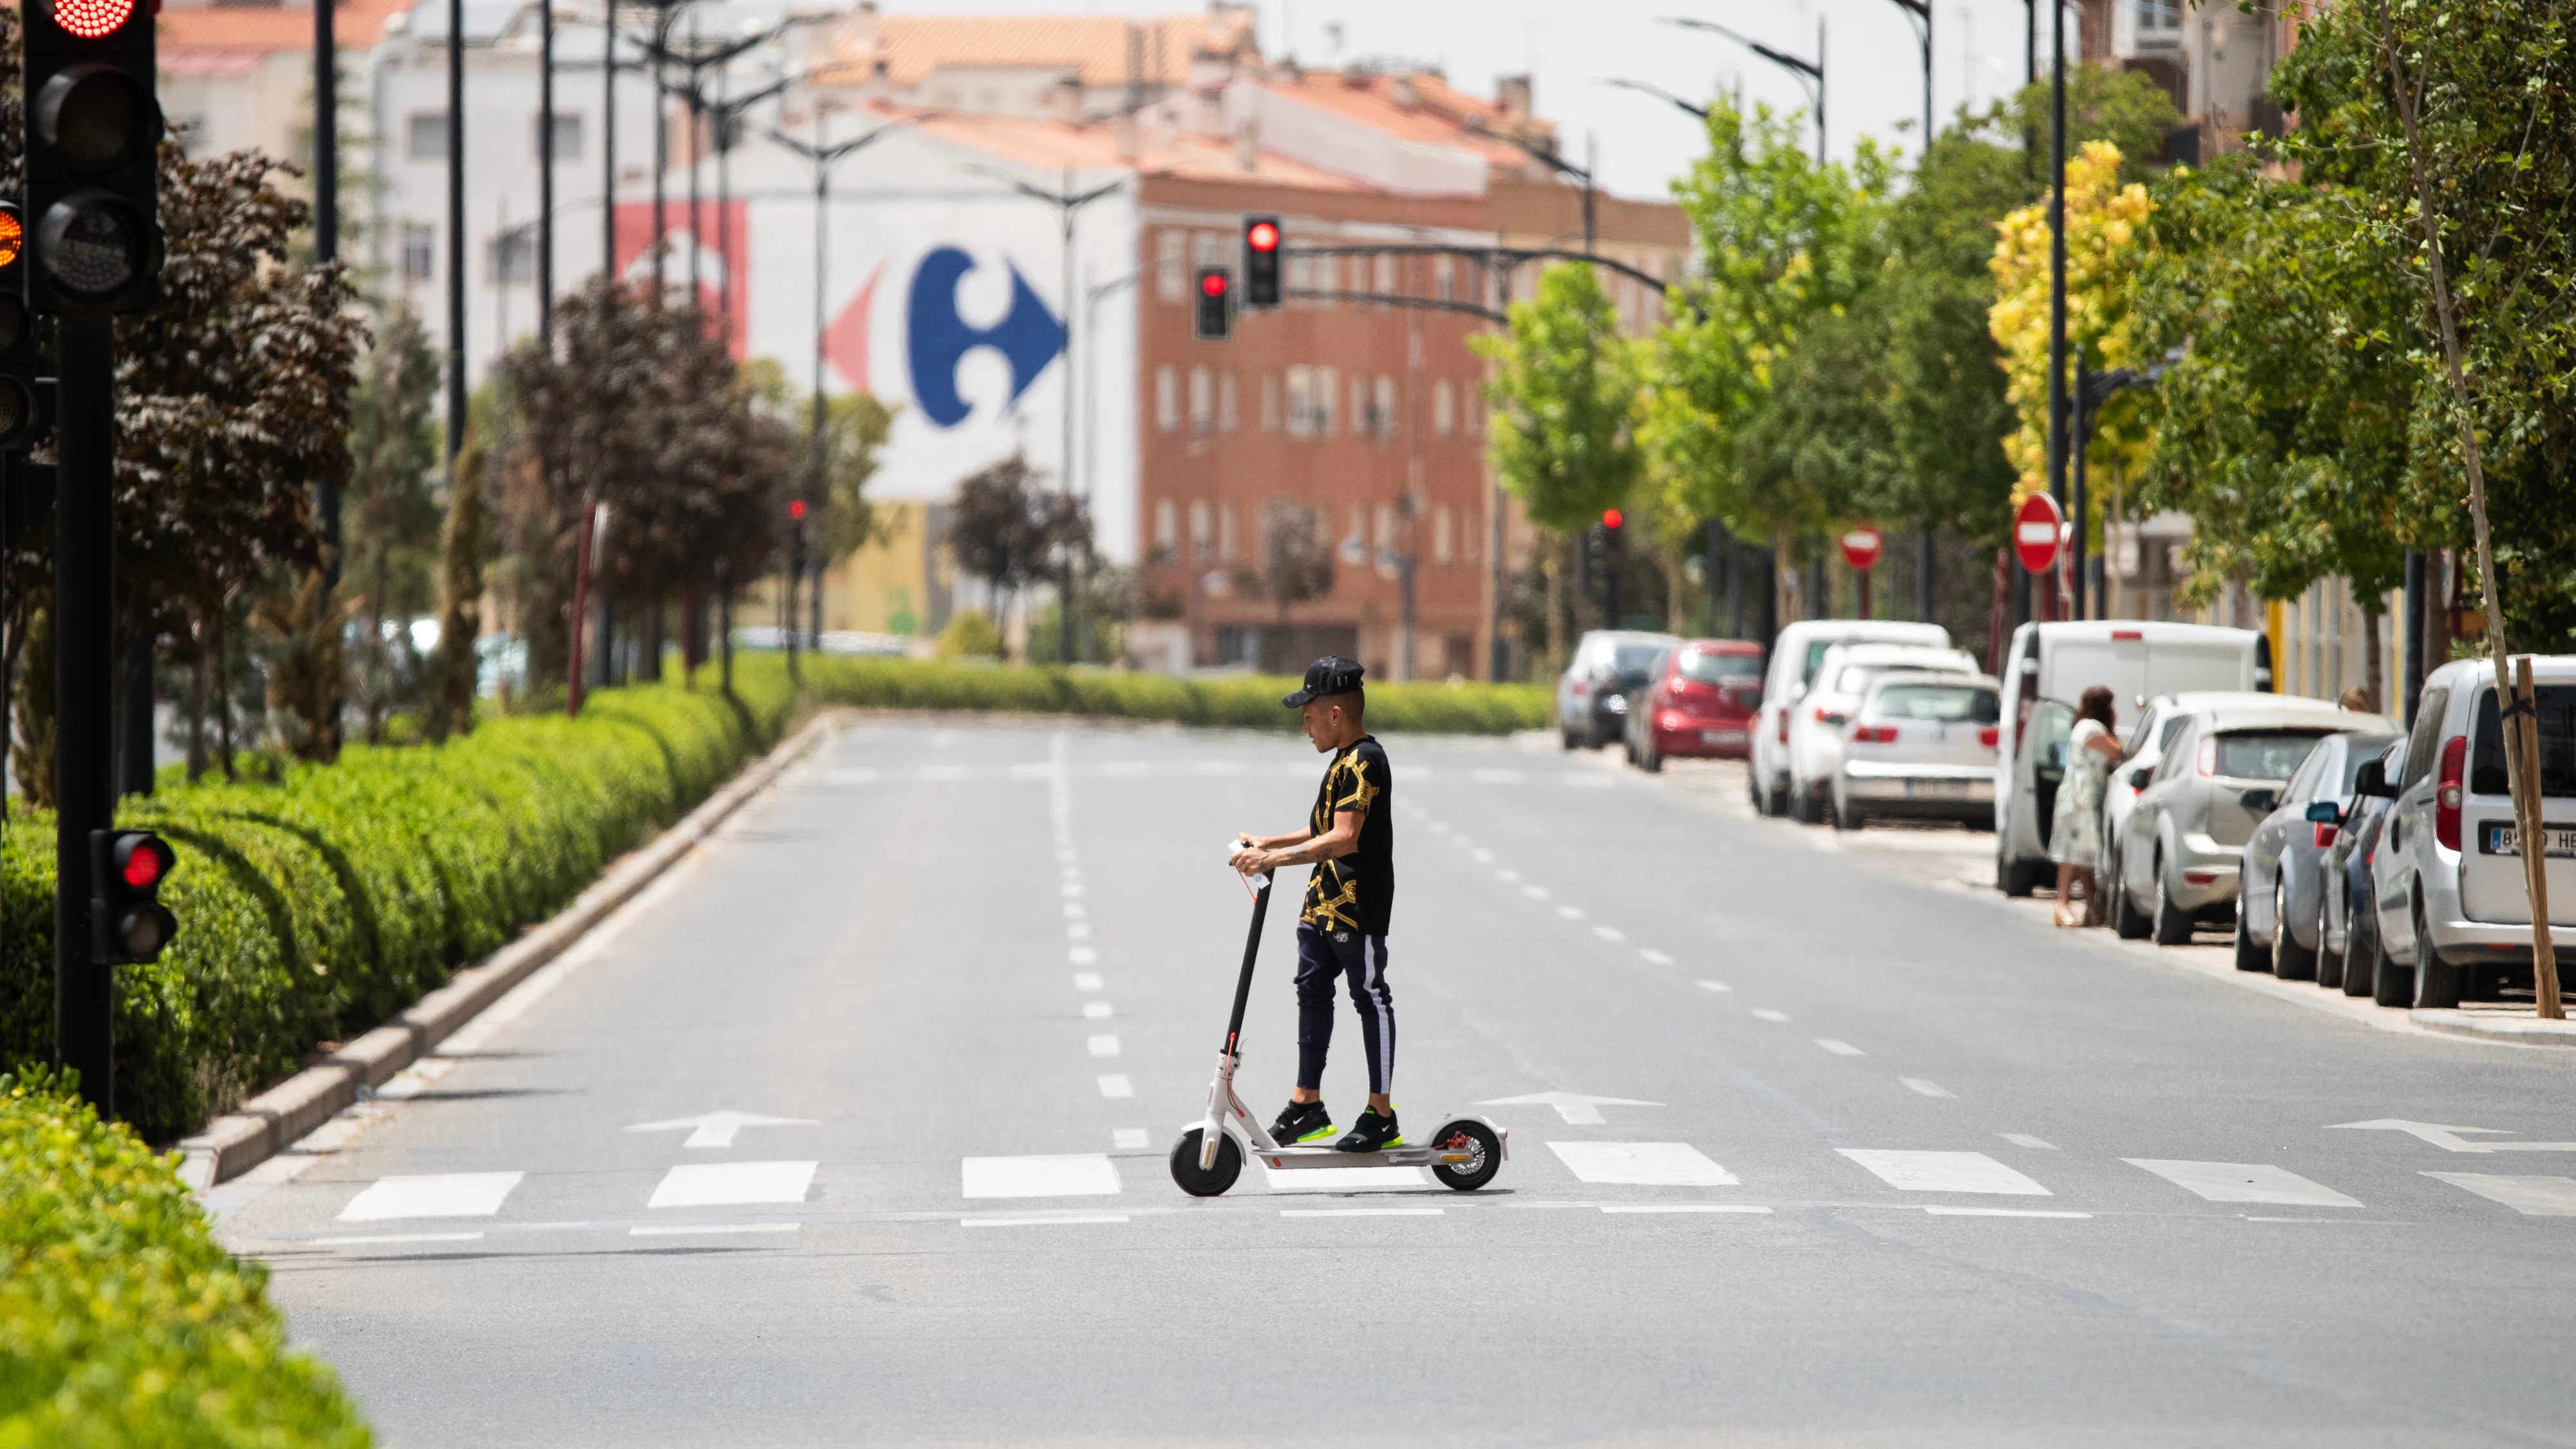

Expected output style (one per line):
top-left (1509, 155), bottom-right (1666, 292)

top-left (1374, 376), bottom-right (1397, 440)
top-left (1157, 366), bottom-right (1179, 432)
top-left (1434, 506), bottom-right (1455, 565)
top-left (1434, 255), bottom-right (1455, 303)
top-left (533, 112), bottom-right (583, 160)
top-left (1314, 366), bottom-right (1338, 436)
top-left (1219, 503), bottom-right (1237, 562)
top-left (1373, 254), bottom-right (1395, 296)
top-left (1157, 230), bottom-right (1185, 303)
top-left (489, 222), bottom-right (538, 284)
top-left (401, 223), bottom-right (436, 282)
top-left (1189, 366), bottom-right (1213, 433)
top-left (1434, 379), bottom-right (1455, 437)
top-left (1155, 499), bottom-right (1178, 553)
top-left (1261, 372), bottom-right (1280, 431)
top-left (1189, 500), bottom-right (1213, 562)
top-left (407, 111), bottom-right (448, 160)
top-left (1218, 370), bottom-right (1240, 433)
top-left (1285, 366), bottom-right (1311, 437)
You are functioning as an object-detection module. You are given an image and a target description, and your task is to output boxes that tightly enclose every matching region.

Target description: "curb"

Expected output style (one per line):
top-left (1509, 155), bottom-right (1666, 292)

top-left (2409, 1009), bottom-right (2576, 1046)
top-left (175, 708), bottom-right (847, 1190)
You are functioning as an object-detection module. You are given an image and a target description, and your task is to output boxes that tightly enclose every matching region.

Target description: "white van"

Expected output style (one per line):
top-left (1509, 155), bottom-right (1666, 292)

top-left (1994, 621), bottom-right (2271, 895)
top-left (1752, 619), bottom-right (1951, 817)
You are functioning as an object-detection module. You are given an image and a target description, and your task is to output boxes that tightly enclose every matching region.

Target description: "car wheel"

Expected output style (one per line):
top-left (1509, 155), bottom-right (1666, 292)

top-left (2112, 868), bottom-right (2152, 940)
top-left (1833, 787), bottom-right (1864, 832)
top-left (2342, 899), bottom-right (2379, 998)
top-left (1998, 849), bottom-right (2041, 898)
top-left (2232, 904), bottom-right (2269, 971)
top-left (2316, 883), bottom-right (2347, 991)
top-left (2271, 877), bottom-right (2317, 981)
top-left (1642, 741), bottom-right (1664, 773)
top-left (1561, 727), bottom-right (1578, 752)
top-left (1797, 783), bottom-right (1828, 826)
top-left (2152, 856), bottom-right (2195, 946)
top-left (2412, 900), bottom-right (2463, 1009)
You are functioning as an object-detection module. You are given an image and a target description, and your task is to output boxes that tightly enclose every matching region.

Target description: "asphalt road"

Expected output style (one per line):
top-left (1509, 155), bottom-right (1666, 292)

top-left (215, 717), bottom-right (2576, 1448)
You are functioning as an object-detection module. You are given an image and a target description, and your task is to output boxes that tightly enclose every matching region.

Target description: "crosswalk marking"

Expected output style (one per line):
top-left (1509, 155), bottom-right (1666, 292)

top-left (1816, 1039), bottom-right (1864, 1056)
top-left (963, 1215), bottom-right (1130, 1228)
top-left (1096, 1074), bottom-right (1134, 1098)
top-left (1258, 1164), bottom-right (1430, 1190)
top-left (339, 1171), bottom-right (524, 1222)
top-left (1924, 1207), bottom-right (2090, 1218)
top-left (1112, 1128), bottom-right (1150, 1151)
top-left (1557, 905), bottom-right (1586, 920)
top-left (2422, 1172), bottom-right (2576, 1216)
top-left (1088, 1034), bottom-right (1121, 1057)
top-left (629, 1222), bottom-right (800, 1236)
top-left (1280, 1207), bottom-right (1444, 1217)
top-left (961, 1154), bottom-right (1122, 1198)
top-left (1751, 1009), bottom-right (1789, 1022)
top-left (1839, 1150), bottom-right (2050, 1196)
top-left (648, 1161), bottom-right (817, 1209)
top-left (2000, 1133), bottom-right (2057, 1150)
top-left (2124, 1160), bottom-right (2361, 1208)
top-left (1901, 1078), bottom-right (1954, 1098)
top-left (1548, 1141), bottom-right (1740, 1186)
top-left (1600, 1203), bottom-right (1772, 1214)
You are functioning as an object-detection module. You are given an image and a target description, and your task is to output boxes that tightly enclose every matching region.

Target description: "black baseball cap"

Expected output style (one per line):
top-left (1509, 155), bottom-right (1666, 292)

top-left (1282, 655), bottom-right (1365, 707)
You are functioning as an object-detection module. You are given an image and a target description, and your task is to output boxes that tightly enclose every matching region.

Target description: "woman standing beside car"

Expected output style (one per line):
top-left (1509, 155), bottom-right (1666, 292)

top-left (2052, 687), bottom-right (2126, 927)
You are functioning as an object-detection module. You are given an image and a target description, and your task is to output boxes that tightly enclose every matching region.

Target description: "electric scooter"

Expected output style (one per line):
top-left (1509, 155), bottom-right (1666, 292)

top-left (1168, 848), bottom-right (1506, 1198)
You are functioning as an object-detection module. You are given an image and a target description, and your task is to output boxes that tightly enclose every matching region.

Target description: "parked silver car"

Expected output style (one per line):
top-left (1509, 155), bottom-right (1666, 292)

top-left (1829, 674), bottom-right (2001, 831)
top-left (2110, 696), bottom-right (2396, 945)
top-left (2320, 740), bottom-right (2405, 1001)
top-left (2233, 730), bottom-right (2403, 976)
top-left (2101, 692), bottom-right (2266, 889)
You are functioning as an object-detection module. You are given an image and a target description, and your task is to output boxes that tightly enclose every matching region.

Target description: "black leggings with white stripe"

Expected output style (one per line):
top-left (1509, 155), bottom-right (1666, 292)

top-left (1293, 924), bottom-right (1394, 1095)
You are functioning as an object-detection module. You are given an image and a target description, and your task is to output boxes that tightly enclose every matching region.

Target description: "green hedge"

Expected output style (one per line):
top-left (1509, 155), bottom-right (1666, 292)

top-left (0, 661), bottom-right (797, 1144)
top-left (796, 656), bottom-right (1553, 735)
top-left (0, 1072), bottom-right (373, 1448)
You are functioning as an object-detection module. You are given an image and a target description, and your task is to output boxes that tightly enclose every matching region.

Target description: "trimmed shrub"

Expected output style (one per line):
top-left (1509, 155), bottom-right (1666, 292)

top-left (795, 656), bottom-right (1551, 735)
top-left (0, 1072), bottom-right (374, 1447)
top-left (0, 661), bottom-right (798, 1144)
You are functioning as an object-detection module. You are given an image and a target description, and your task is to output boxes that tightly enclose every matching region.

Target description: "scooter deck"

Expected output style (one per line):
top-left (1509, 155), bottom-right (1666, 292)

top-left (1247, 1132), bottom-right (1504, 1172)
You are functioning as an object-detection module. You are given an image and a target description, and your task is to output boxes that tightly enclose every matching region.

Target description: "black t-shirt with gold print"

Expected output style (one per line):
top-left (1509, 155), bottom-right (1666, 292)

top-left (1300, 735), bottom-right (1393, 936)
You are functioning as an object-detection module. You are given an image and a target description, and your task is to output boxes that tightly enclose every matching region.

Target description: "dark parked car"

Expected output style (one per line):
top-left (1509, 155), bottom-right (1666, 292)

top-left (2322, 740), bottom-right (2405, 998)
top-left (2237, 730), bottom-right (2402, 979)
top-left (1624, 639), bottom-right (1765, 771)
top-left (1556, 630), bottom-right (1683, 750)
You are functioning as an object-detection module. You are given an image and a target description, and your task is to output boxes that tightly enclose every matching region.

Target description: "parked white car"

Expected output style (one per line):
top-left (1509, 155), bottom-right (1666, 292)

top-left (1830, 673), bottom-right (2002, 831)
top-left (1996, 621), bottom-right (2270, 896)
top-left (1750, 620), bottom-right (1951, 817)
top-left (2103, 692), bottom-right (2280, 891)
top-left (2362, 656), bottom-right (2576, 1009)
top-left (2108, 695), bottom-right (2394, 945)
top-left (1787, 643), bottom-right (1982, 824)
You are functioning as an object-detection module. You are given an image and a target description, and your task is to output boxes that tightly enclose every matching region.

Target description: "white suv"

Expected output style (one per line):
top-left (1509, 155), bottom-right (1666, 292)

top-left (2362, 656), bottom-right (2575, 1009)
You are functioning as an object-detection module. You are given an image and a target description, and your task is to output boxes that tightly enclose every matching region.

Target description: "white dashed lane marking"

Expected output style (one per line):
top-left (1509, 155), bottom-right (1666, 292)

top-left (961, 1155), bottom-right (1122, 1198)
top-left (1549, 1142), bottom-right (1741, 1186)
top-left (2422, 1173), bottom-right (2576, 1216)
top-left (1839, 1150), bottom-right (2052, 1196)
top-left (1751, 1009), bottom-right (1790, 1023)
top-left (1815, 1039), bottom-right (1865, 1056)
top-left (1696, 980), bottom-right (1732, 993)
top-left (1112, 1128), bottom-right (1151, 1151)
top-left (1594, 925), bottom-right (1626, 942)
top-left (647, 1161), bottom-right (817, 1209)
top-left (1639, 949), bottom-right (1673, 965)
top-left (1087, 1035), bottom-right (1121, 1057)
top-left (1901, 1077), bottom-right (1955, 1098)
top-left (339, 1171), bottom-right (524, 1222)
top-left (1084, 1002), bottom-right (1113, 1019)
top-left (1095, 1074), bottom-right (1134, 1099)
top-left (2000, 1133), bottom-right (2057, 1150)
top-left (1072, 972), bottom-right (1103, 991)
top-left (2124, 1160), bottom-right (2362, 1208)
top-left (1600, 1203), bottom-right (1773, 1215)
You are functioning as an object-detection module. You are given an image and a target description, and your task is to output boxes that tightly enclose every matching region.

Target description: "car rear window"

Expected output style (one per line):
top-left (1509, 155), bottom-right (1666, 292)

top-left (1873, 684), bottom-right (2000, 724)
top-left (2470, 686), bottom-right (2576, 797)
top-left (1678, 649), bottom-right (1761, 683)
top-left (1613, 643), bottom-right (1667, 682)
top-left (2214, 730), bottom-right (2331, 782)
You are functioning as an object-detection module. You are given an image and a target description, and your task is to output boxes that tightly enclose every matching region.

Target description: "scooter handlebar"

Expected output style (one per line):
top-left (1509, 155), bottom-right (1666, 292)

top-left (1224, 838), bottom-right (1272, 886)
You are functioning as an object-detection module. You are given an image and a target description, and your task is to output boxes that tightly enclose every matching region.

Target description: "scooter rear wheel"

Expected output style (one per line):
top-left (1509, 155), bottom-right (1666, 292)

top-left (1428, 1119), bottom-right (1502, 1191)
top-left (1168, 1126), bottom-right (1243, 1197)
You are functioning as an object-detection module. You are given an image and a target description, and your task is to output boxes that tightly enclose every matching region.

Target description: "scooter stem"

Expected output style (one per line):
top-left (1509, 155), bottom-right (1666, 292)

top-left (1201, 872), bottom-right (1272, 1173)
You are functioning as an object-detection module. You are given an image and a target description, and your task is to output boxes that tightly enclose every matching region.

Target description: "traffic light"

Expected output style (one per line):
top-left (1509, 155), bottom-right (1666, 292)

top-left (1602, 508), bottom-right (1624, 532)
top-left (89, 829), bottom-right (176, 963)
top-left (23, 0), bottom-right (164, 314)
top-left (1194, 267), bottom-right (1232, 341)
top-left (0, 205), bottom-right (42, 450)
top-left (1242, 216), bottom-right (1281, 308)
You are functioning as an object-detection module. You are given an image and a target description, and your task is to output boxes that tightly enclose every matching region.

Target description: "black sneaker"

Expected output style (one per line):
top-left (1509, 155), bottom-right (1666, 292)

top-left (1270, 1099), bottom-right (1334, 1146)
top-left (1334, 1106), bottom-right (1402, 1153)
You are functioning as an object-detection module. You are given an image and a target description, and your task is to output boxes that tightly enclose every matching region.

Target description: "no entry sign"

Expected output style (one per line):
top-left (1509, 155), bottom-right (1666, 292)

top-left (2014, 493), bottom-right (2065, 574)
top-left (1838, 526), bottom-right (1884, 572)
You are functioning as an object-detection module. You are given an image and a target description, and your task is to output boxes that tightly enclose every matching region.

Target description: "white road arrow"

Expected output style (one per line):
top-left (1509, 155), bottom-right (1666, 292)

top-left (626, 1110), bottom-right (819, 1150)
top-left (2327, 1119), bottom-right (2576, 1154)
top-left (1475, 1092), bottom-right (1663, 1126)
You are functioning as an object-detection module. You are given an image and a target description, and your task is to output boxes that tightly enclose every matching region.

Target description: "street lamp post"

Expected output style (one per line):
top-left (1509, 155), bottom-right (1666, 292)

top-left (2046, 0), bottom-right (2069, 622)
top-left (970, 166), bottom-right (1125, 664)
top-left (2072, 349), bottom-right (2179, 621)
top-left (1601, 77), bottom-right (1707, 122)
top-left (1882, 0), bottom-right (1936, 622)
top-left (1661, 15), bottom-right (1825, 162)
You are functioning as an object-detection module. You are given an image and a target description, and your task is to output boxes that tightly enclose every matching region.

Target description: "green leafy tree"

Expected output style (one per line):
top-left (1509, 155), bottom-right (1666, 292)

top-left (344, 305), bottom-right (444, 740)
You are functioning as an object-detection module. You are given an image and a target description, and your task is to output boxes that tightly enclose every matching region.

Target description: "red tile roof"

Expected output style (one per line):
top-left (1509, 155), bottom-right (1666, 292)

top-left (160, 0), bottom-right (413, 57)
top-left (887, 103), bottom-right (1368, 193)
top-left (1260, 70), bottom-right (1554, 173)
top-left (814, 11), bottom-right (1258, 91)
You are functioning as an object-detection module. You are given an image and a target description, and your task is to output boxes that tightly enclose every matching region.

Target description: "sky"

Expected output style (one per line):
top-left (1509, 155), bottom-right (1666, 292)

top-left (887, 0), bottom-right (2060, 198)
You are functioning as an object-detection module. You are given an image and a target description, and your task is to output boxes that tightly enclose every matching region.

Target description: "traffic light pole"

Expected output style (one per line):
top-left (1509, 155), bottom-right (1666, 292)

top-left (53, 315), bottom-right (115, 1110)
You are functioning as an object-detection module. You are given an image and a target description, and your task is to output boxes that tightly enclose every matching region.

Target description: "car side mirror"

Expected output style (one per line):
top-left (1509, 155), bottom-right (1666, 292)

top-left (2353, 759), bottom-right (2394, 797)
top-left (2240, 787), bottom-right (2280, 814)
top-left (2128, 767), bottom-right (2152, 789)
top-left (2305, 799), bottom-right (2342, 825)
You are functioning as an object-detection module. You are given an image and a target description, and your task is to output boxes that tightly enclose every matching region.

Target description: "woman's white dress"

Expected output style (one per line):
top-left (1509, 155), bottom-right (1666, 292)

top-left (2050, 718), bottom-right (2113, 869)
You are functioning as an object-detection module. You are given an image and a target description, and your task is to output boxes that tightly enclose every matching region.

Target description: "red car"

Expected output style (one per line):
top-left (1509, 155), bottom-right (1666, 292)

top-left (1625, 639), bottom-right (1766, 771)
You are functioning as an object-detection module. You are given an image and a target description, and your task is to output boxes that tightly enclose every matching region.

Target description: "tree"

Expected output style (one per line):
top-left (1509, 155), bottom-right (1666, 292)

top-left (424, 423), bottom-right (492, 741)
top-left (343, 305), bottom-right (444, 740)
top-left (1246, 500), bottom-right (1337, 630)
top-left (947, 453), bottom-right (1086, 659)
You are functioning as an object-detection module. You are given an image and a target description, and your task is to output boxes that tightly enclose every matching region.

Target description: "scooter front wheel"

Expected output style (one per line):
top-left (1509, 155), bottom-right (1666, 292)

top-left (1428, 1119), bottom-right (1502, 1191)
top-left (1168, 1126), bottom-right (1244, 1197)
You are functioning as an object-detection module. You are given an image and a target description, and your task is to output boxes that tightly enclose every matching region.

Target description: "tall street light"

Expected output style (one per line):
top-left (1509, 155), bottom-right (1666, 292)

top-left (1480, 127), bottom-right (1596, 252)
top-left (538, 0), bottom-right (555, 345)
top-left (636, 17), bottom-right (806, 307)
top-left (1661, 15), bottom-right (1824, 162)
top-left (1882, 0), bottom-right (1936, 621)
top-left (2046, 0), bottom-right (2069, 621)
top-left (1600, 76), bottom-right (1707, 122)
top-left (445, 0), bottom-right (466, 488)
top-left (969, 164), bottom-right (1124, 665)
top-left (771, 113), bottom-right (915, 656)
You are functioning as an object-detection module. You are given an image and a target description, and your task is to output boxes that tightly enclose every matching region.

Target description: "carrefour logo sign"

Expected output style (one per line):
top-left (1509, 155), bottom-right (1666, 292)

top-left (905, 247), bottom-right (1066, 428)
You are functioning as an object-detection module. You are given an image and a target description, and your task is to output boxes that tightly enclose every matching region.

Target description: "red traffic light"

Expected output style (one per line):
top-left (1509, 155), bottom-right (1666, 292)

top-left (51, 0), bottom-right (137, 39)
top-left (1201, 271), bottom-right (1229, 298)
top-left (788, 498), bottom-right (808, 520)
top-left (119, 838), bottom-right (169, 889)
top-left (1246, 221), bottom-right (1280, 252)
top-left (1602, 508), bottom-right (1624, 530)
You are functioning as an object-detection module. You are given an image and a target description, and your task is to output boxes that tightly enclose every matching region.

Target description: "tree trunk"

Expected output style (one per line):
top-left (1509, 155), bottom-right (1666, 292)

top-left (214, 600), bottom-right (236, 781)
top-left (185, 618), bottom-right (209, 783)
top-left (2362, 605), bottom-right (2384, 716)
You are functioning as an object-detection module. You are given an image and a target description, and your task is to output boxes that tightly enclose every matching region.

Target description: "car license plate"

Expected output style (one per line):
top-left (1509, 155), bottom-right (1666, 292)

top-left (1905, 779), bottom-right (1971, 799)
top-left (1701, 730), bottom-right (1747, 746)
top-left (2483, 822), bottom-right (2576, 858)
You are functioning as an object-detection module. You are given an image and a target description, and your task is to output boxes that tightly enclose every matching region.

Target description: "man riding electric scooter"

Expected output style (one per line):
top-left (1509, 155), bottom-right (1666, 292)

top-left (1228, 656), bottom-right (1401, 1154)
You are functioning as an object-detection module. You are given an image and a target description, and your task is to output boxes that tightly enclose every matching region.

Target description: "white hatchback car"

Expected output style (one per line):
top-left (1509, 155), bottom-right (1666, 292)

top-left (1830, 673), bottom-right (2002, 831)
top-left (2362, 656), bottom-right (2576, 1009)
top-left (1751, 620), bottom-right (1953, 817)
top-left (1786, 643), bottom-right (1981, 823)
